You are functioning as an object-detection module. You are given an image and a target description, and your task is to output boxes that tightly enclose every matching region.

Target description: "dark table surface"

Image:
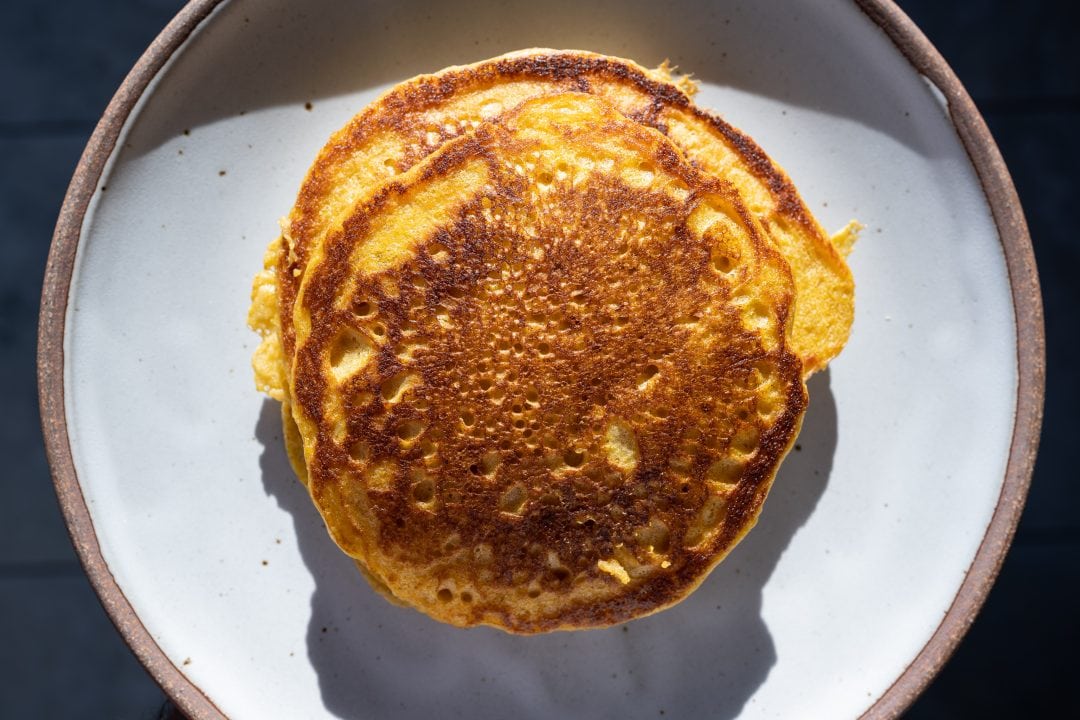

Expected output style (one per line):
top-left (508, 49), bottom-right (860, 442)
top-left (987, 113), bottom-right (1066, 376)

top-left (2, 1), bottom-right (1075, 717)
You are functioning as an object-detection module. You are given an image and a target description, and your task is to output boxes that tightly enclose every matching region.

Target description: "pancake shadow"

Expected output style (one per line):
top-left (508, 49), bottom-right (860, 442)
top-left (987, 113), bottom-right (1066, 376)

top-left (256, 371), bottom-right (837, 719)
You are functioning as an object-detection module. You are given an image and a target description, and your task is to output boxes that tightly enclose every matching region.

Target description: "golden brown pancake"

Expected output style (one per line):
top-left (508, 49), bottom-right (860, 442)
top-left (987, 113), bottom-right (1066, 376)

top-left (289, 94), bottom-right (807, 632)
top-left (272, 49), bottom-right (852, 385)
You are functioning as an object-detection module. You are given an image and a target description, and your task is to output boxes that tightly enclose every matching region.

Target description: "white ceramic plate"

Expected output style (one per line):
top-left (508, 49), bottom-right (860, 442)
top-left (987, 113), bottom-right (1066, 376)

top-left (40, 1), bottom-right (1043, 718)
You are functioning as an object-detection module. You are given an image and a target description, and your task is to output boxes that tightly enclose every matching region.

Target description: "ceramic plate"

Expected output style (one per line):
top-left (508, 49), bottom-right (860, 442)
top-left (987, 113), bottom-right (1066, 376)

top-left (39, 1), bottom-right (1043, 718)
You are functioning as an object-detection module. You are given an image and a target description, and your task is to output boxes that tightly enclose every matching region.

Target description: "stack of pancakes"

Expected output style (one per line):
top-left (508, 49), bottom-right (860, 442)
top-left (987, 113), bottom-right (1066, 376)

top-left (249, 50), bottom-right (854, 633)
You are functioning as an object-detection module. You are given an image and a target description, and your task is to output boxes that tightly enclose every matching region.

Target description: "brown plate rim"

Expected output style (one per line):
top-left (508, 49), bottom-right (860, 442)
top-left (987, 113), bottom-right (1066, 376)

top-left (36, 1), bottom-right (1045, 719)
top-left (852, 0), bottom-right (1045, 715)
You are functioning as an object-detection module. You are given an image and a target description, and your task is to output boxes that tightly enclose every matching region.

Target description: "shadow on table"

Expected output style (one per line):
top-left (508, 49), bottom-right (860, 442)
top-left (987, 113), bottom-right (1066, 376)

top-left (257, 371), bottom-right (837, 719)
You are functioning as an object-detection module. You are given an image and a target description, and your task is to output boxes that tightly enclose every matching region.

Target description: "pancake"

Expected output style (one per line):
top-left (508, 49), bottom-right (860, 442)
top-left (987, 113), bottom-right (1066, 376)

top-left (269, 49), bottom-right (852, 387)
top-left (288, 93), bottom-right (807, 632)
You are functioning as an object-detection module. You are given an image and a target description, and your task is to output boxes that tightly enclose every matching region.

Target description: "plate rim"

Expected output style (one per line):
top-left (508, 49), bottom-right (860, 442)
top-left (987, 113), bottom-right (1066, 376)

top-left (36, 1), bottom-right (1045, 718)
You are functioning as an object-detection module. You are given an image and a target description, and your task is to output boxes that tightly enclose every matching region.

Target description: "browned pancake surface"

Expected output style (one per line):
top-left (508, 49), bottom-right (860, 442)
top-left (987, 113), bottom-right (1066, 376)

top-left (291, 95), bottom-right (806, 631)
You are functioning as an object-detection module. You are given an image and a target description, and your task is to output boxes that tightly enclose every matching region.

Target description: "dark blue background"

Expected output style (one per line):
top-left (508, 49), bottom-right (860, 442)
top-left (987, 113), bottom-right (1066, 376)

top-left (2, 1), bottom-right (1075, 717)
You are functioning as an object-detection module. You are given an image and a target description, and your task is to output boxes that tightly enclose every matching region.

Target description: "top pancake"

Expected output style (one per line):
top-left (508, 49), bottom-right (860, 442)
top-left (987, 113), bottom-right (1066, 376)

top-left (273, 49), bottom-right (853, 385)
top-left (289, 93), bottom-right (807, 632)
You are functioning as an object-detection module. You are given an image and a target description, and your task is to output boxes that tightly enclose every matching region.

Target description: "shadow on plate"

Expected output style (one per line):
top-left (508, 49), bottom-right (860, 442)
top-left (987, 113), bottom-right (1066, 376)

top-left (131, 0), bottom-right (935, 158)
top-left (257, 371), bottom-right (837, 719)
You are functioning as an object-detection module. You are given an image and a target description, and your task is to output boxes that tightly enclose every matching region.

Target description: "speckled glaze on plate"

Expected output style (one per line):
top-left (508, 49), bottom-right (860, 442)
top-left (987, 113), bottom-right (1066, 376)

top-left (39, 1), bottom-right (1043, 718)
